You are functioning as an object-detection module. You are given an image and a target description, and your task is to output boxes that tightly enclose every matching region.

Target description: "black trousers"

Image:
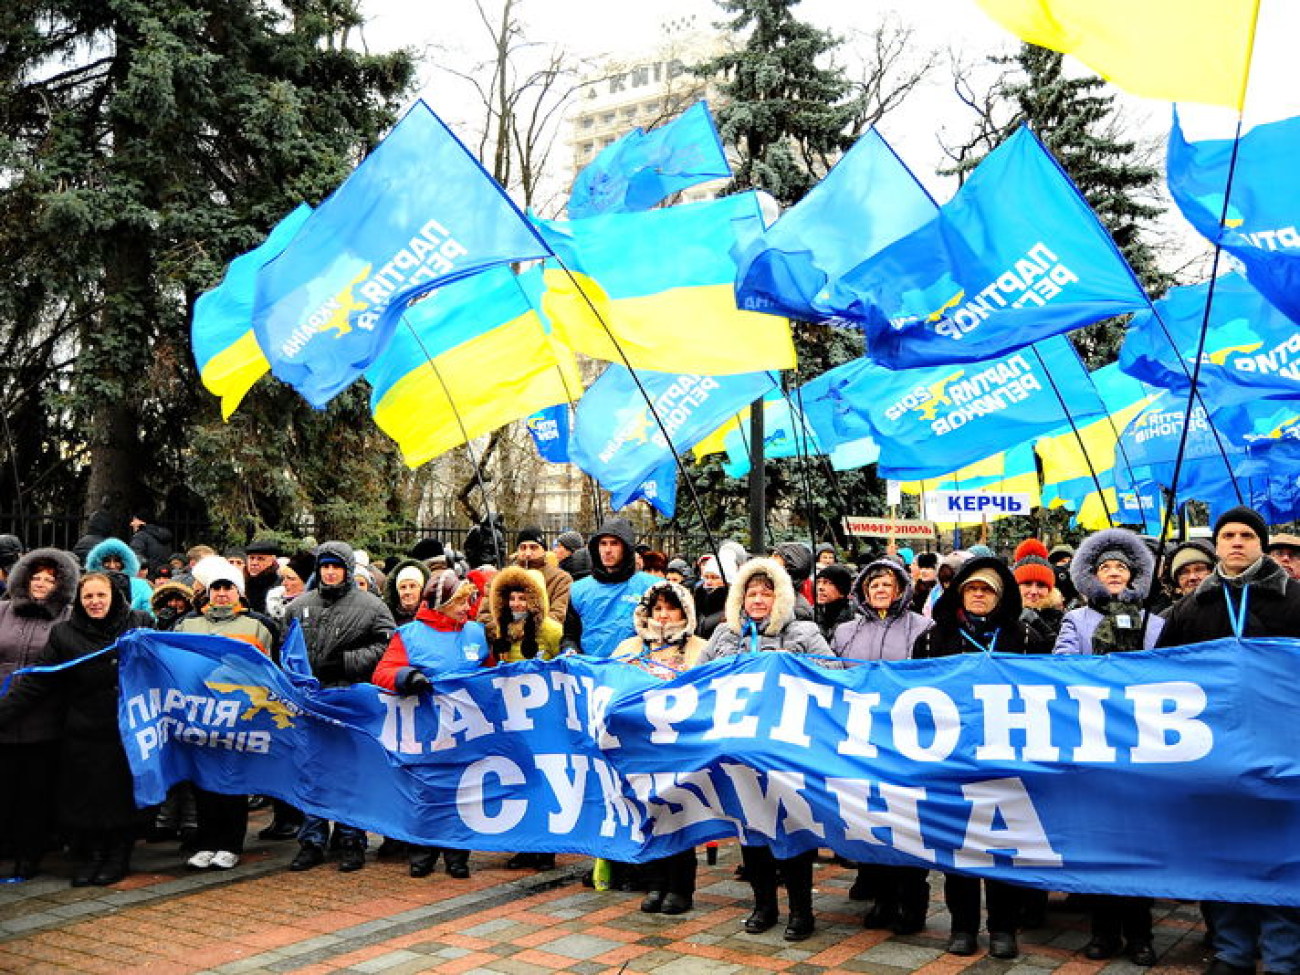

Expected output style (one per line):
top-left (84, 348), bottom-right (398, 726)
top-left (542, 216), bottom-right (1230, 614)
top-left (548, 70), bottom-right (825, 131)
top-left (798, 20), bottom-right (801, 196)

top-left (1092, 894), bottom-right (1154, 943)
top-left (741, 846), bottom-right (816, 914)
top-left (943, 873), bottom-right (1022, 935)
top-left (858, 863), bottom-right (930, 917)
top-left (0, 741), bottom-right (61, 862)
top-left (642, 849), bottom-right (698, 897)
top-left (193, 788), bottom-right (249, 854)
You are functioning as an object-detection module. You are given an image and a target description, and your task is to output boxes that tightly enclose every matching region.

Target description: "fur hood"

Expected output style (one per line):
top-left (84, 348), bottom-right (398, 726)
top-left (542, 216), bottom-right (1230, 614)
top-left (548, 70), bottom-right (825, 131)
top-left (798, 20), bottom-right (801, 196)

top-left (485, 565), bottom-right (549, 640)
top-left (724, 557), bottom-right (796, 636)
top-left (6, 547), bottom-right (80, 617)
top-left (85, 536), bottom-right (140, 577)
top-left (632, 579), bottom-right (697, 644)
top-left (1071, 528), bottom-right (1155, 604)
top-left (849, 558), bottom-right (914, 620)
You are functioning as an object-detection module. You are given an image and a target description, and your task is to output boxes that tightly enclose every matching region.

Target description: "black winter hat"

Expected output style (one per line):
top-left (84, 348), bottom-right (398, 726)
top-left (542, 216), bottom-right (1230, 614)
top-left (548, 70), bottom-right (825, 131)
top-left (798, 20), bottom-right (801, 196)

top-left (246, 537), bottom-right (282, 556)
top-left (0, 534), bottom-right (24, 572)
top-left (517, 526), bottom-right (546, 547)
top-left (816, 563), bottom-right (854, 598)
top-left (1213, 505), bottom-right (1269, 549)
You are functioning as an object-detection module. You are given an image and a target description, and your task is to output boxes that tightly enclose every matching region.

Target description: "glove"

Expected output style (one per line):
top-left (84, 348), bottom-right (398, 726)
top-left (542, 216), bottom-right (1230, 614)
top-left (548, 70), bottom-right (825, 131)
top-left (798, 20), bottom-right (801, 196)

top-left (313, 659), bottom-right (346, 685)
top-left (405, 671), bottom-right (432, 695)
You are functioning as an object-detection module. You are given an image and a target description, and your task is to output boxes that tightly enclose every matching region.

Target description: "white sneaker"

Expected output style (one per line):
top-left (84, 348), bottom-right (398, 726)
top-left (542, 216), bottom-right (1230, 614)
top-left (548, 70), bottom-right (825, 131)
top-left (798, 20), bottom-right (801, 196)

top-left (210, 851), bottom-right (240, 870)
top-left (187, 850), bottom-right (216, 869)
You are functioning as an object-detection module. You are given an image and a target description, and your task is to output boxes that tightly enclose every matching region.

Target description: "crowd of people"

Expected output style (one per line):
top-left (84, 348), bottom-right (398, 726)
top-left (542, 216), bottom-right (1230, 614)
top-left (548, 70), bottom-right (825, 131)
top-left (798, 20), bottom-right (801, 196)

top-left (1, 506), bottom-right (1298, 973)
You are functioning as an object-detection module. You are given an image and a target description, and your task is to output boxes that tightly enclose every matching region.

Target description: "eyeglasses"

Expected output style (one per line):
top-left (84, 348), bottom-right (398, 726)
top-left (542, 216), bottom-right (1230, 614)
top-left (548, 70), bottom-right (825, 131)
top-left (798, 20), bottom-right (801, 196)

top-left (209, 581), bottom-right (237, 591)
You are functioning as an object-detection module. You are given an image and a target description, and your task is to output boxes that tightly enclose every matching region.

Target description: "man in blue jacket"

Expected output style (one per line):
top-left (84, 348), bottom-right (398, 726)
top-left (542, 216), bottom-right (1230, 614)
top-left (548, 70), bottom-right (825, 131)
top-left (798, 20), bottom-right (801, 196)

top-left (562, 517), bottom-right (658, 658)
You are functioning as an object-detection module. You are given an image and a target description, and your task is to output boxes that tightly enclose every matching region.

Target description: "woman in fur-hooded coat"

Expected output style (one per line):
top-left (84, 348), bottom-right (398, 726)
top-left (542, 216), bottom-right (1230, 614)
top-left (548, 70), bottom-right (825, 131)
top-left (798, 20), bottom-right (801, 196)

top-left (85, 537), bottom-right (154, 616)
top-left (1053, 528), bottom-right (1163, 655)
top-left (484, 566), bottom-right (562, 663)
top-left (0, 548), bottom-right (80, 878)
top-left (613, 579), bottom-right (709, 673)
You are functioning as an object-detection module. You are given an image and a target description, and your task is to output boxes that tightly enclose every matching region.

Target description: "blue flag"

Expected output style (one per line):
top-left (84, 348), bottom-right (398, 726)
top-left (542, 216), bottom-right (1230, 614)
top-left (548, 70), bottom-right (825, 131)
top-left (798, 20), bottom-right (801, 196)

top-left (526, 405), bottom-right (572, 463)
top-left (567, 100), bottom-right (730, 219)
top-left (253, 101), bottom-right (551, 408)
top-left (611, 460), bottom-right (679, 518)
top-left (734, 128), bottom-right (937, 320)
top-left (831, 126), bottom-right (1148, 368)
top-left (118, 628), bottom-right (1300, 905)
top-left (569, 366), bottom-right (777, 498)
top-left (1168, 110), bottom-right (1300, 325)
top-left (1120, 272), bottom-right (1300, 408)
top-left (844, 336), bottom-right (1106, 479)
top-left (719, 396), bottom-right (827, 479)
top-left (795, 358), bottom-right (880, 451)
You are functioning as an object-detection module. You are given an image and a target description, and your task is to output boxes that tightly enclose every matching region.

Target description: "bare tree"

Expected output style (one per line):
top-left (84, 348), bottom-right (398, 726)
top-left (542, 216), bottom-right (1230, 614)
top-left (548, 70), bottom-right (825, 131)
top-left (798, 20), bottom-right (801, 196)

top-left (840, 16), bottom-right (936, 138)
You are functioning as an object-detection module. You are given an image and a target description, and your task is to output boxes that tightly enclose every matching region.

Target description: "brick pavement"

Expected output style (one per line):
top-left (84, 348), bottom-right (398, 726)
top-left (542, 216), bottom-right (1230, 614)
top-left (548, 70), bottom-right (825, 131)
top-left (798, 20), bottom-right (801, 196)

top-left (0, 811), bottom-right (1213, 974)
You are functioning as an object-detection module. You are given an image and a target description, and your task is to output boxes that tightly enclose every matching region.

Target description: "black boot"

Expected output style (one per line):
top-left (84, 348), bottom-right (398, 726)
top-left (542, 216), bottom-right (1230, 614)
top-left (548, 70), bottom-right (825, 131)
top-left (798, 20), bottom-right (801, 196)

top-left (71, 848), bottom-right (103, 888)
top-left (744, 884), bottom-right (779, 934)
top-left (91, 839), bottom-right (132, 887)
top-left (444, 849), bottom-right (470, 879)
top-left (784, 871), bottom-right (815, 942)
top-left (409, 847), bottom-right (437, 878)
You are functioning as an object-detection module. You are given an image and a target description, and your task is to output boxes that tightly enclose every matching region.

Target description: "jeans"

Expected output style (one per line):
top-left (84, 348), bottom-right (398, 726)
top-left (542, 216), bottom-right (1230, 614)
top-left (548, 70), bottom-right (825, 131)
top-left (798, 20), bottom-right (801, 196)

top-left (1207, 901), bottom-right (1300, 973)
top-left (298, 815), bottom-right (367, 850)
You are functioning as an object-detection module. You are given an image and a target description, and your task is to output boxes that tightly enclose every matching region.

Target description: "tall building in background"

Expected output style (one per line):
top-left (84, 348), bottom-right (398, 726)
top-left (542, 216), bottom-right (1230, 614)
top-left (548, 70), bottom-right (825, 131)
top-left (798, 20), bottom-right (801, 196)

top-left (566, 7), bottom-right (728, 210)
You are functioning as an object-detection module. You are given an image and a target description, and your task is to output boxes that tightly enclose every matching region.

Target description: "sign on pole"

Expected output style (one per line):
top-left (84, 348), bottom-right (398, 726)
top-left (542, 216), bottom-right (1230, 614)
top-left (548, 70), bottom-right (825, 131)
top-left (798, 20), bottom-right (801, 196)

top-left (923, 491), bottom-right (1033, 524)
top-left (842, 516), bottom-right (936, 540)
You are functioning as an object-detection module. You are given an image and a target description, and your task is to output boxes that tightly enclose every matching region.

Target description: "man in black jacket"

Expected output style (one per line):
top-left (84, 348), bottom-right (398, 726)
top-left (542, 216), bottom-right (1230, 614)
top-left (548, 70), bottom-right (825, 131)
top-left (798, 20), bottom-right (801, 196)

top-left (285, 542), bottom-right (395, 873)
top-left (1158, 506), bottom-right (1300, 975)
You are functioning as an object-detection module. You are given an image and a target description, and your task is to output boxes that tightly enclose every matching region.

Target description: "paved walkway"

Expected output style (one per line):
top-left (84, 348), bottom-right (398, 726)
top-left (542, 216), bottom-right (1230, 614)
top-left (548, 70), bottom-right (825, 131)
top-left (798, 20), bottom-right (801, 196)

top-left (0, 811), bottom-right (1212, 974)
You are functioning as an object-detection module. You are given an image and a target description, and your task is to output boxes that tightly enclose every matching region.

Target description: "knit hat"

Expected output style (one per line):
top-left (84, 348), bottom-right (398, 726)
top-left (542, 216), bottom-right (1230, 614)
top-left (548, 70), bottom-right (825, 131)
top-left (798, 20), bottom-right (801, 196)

top-left (203, 559), bottom-right (246, 596)
top-left (287, 550), bottom-right (316, 583)
top-left (967, 544), bottom-right (996, 560)
top-left (517, 526), bottom-right (545, 547)
top-left (1170, 543), bottom-right (1214, 581)
top-left (423, 568), bottom-right (476, 614)
top-left (1213, 505), bottom-right (1269, 549)
top-left (960, 566), bottom-right (1003, 597)
top-left (1011, 539), bottom-right (1051, 587)
top-left (815, 563), bottom-right (854, 598)
top-left (896, 547), bottom-right (914, 566)
top-left (1092, 548), bottom-right (1136, 573)
top-left (555, 530), bottom-right (584, 553)
top-left (0, 535), bottom-right (23, 573)
top-left (395, 565), bottom-right (426, 589)
top-left (224, 547), bottom-right (246, 561)
top-left (409, 537), bottom-right (445, 562)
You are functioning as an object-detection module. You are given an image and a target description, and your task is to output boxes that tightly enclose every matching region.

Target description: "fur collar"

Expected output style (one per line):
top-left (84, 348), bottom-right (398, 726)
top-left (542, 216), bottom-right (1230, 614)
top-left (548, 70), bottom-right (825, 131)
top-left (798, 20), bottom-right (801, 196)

top-left (486, 565), bottom-right (548, 640)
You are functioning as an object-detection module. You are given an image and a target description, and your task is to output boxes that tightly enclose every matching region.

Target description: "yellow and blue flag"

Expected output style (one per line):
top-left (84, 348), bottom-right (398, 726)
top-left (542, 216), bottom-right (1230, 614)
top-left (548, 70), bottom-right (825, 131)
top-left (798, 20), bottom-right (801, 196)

top-left (537, 193), bottom-right (797, 374)
top-left (1120, 272), bottom-right (1300, 409)
top-left (735, 128), bottom-right (937, 321)
top-left (973, 0), bottom-right (1257, 111)
top-left (1168, 111), bottom-right (1300, 325)
top-left (845, 336), bottom-right (1106, 480)
top-left (833, 126), bottom-right (1148, 368)
top-left (611, 460), bottom-right (679, 518)
top-left (254, 100), bottom-right (551, 409)
top-left (525, 405), bottom-right (572, 463)
top-left (192, 204), bottom-right (312, 418)
top-left (367, 265), bottom-right (580, 468)
top-left (568, 100), bottom-right (730, 219)
top-left (569, 366), bottom-right (777, 499)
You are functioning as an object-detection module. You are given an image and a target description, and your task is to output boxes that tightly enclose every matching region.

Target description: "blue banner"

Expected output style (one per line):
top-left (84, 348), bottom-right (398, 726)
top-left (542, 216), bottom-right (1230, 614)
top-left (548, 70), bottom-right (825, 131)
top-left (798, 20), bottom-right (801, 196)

top-left (569, 366), bottom-right (776, 497)
top-left (1120, 272), bottom-right (1300, 407)
top-left (568, 100), bottom-right (731, 219)
top-left (119, 629), bottom-right (1300, 905)
top-left (253, 100), bottom-right (550, 408)
top-left (1168, 110), bottom-right (1300, 325)
top-left (831, 126), bottom-right (1148, 368)
top-left (526, 404), bottom-right (572, 463)
top-left (734, 128), bottom-right (937, 321)
top-left (844, 337), bottom-right (1106, 480)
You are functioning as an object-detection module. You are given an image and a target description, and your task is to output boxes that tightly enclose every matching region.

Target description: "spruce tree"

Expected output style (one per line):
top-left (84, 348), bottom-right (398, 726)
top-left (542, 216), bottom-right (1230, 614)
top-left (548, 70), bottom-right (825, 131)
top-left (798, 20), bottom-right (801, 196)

top-left (0, 0), bottom-right (413, 540)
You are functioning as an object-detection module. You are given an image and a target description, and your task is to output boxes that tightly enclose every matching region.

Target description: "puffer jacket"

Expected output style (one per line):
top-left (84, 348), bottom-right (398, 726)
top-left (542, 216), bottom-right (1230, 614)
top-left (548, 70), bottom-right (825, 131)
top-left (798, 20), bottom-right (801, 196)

top-left (1054, 528), bottom-right (1164, 655)
top-left (698, 558), bottom-right (831, 662)
top-left (85, 537), bottom-right (153, 615)
top-left (833, 559), bottom-right (932, 662)
top-left (285, 541), bottom-right (395, 687)
top-left (484, 565), bottom-right (562, 663)
top-left (0, 548), bottom-right (80, 743)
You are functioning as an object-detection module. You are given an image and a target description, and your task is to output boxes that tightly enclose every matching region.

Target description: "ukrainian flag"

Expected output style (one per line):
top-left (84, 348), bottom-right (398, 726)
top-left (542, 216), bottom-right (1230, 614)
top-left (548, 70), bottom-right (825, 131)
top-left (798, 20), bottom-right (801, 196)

top-left (367, 266), bottom-right (581, 467)
top-left (536, 193), bottom-right (797, 375)
top-left (901, 443), bottom-right (1041, 528)
top-left (192, 204), bottom-right (312, 418)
